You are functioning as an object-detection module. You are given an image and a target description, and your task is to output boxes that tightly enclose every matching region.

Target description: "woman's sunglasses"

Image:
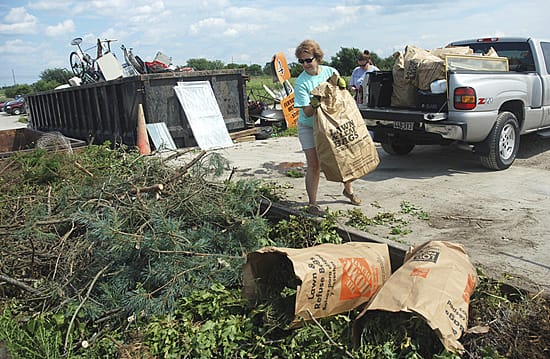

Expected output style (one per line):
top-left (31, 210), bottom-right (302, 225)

top-left (298, 57), bottom-right (315, 64)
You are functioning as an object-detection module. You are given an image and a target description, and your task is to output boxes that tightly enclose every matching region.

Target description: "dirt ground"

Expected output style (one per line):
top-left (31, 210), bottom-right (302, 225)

top-left (213, 132), bottom-right (550, 294)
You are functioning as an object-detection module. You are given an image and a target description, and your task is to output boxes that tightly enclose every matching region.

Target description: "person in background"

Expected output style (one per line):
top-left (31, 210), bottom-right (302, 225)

top-left (349, 50), bottom-right (380, 104)
top-left (293, 39), bottom-right (362, 214)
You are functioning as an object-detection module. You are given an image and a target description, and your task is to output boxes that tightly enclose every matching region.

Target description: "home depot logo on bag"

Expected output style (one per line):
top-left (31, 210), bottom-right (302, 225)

top-left (339, 257), bottom-right (379, 300)
top-left (242, 242), bottom-right (391, 325)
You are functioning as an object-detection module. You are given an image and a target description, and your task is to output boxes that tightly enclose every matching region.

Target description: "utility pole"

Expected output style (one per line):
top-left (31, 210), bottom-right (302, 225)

top-left (12, 69), bottom-right (16, 85)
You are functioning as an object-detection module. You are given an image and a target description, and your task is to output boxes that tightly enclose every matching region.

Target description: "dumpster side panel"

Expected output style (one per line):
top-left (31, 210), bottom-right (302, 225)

top-left (141, 69), bottom-right (251, 147)
top-left (27, 78), bottom-right (143, 146)
top-left (26, 69), bottom-right (250, 148)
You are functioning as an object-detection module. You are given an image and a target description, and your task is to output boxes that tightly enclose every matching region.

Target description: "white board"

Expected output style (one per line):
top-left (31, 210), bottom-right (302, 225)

top-left (96, 52), bottom-right (124, 81)
top-left (173, 81), bottom-right (233, 150)
top-left (146, 122), bottom-right (177, 151)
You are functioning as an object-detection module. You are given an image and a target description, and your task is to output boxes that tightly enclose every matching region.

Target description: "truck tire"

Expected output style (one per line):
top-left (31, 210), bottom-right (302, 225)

top-left (381, 140), bottom-right (415, 155)
top-left (479, 111), bottom-right (519, 170)
top-left (12, 108), bottom-right (21, 115)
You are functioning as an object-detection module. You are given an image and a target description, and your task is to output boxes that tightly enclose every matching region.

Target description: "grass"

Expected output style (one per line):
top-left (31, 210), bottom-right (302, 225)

top-left (246, 75), bottom-right (287, 104)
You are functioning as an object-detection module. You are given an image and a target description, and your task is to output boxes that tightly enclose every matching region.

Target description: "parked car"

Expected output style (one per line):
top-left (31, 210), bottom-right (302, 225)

top-left (0, 101), bottom-right (5, 112)
top-left (4, 97), bottom-right (26, 115)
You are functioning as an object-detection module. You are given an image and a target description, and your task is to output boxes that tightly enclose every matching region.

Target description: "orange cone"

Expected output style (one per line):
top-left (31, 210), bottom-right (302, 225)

top-left (137, 103), bottom-right (151, 155)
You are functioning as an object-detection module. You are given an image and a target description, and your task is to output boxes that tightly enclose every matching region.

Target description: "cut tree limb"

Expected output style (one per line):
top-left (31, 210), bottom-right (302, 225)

top-left (0, 273), bottom-right (41, 295)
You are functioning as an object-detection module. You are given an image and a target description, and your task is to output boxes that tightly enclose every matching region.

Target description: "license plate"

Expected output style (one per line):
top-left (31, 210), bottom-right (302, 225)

top-left (393, 121), bottom-right (413, 131)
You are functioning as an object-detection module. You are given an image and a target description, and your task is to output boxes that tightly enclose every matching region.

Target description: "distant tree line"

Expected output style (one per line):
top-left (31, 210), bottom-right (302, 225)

top-left (2, 47), bottom-right (397, 95)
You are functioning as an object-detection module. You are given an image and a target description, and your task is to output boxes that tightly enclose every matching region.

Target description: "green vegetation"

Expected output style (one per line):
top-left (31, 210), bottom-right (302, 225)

top-left (0, 145), bottom-right (547, 358)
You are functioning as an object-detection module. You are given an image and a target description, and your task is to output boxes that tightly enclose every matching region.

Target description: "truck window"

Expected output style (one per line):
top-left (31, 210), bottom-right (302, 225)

top-left (541, 42), bottom-right (550, 74)
top-left (466, 42), bottom-right (535, 72)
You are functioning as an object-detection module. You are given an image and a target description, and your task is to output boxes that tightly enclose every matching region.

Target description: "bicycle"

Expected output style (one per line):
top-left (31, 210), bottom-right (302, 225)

top-left (69, 37), bottom-right (117, 83)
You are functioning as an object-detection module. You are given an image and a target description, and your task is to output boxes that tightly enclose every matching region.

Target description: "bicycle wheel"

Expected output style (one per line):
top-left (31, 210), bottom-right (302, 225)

top-left (70, 52), bottom-right (85, 76)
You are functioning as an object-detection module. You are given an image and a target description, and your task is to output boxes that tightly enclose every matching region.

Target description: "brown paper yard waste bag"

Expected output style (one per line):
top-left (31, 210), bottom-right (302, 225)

top-left (404, 45), bottom-right (446, 90)
top-left (390, 51), bottom-right (417, 108)
top-left (242, 242), bottom-right (391, 326)
top-left (352, 241), bottom-right (479, 353)
top-left (311, 73), bottom-right (380, 183)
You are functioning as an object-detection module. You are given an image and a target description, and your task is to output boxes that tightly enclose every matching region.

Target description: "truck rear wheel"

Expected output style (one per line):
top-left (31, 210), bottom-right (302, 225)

top-left (381, 140), bottom-right (415, 155)
top-left (479, 111), bottom-right (519, 170)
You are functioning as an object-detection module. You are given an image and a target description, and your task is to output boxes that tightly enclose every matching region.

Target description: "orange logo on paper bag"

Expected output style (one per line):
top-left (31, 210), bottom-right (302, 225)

top-left (462, 273), bottom-right (477, 304)
top-left (410, 267), bottom-right (430, 278)
top-left (339, 258), bottom-right (378, 300)
top-left (281, 93), bottom-right (299, 128)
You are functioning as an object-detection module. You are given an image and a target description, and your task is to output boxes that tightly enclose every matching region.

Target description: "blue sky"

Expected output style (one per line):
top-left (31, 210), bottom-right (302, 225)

top-left (0, 0), bottom-right (548, 86)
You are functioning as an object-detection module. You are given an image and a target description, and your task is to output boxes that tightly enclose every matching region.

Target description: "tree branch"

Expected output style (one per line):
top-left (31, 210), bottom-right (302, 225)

top-left (64, 263), bottom-right (112, 352)
top-left (0, 273), bottom-right (41, 295)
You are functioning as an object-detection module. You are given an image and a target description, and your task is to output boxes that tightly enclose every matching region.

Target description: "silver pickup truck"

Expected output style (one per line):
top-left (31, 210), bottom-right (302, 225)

top-left (359, 37), bottom-right (550, 170)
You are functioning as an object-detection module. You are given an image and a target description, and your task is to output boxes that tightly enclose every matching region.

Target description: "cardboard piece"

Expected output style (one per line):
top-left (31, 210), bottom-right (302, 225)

top-left (242, 242), bottom-right (391, 325)
top-left (311, 74), bottom-right (380, 182)
top-left (352, 241), bottom-right (479, 353)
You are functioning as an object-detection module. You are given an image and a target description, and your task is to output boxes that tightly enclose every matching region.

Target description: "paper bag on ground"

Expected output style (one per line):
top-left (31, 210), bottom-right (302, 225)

top-left (352, 241), bottom-right (478, 353)
top-left (242, 242), bottom-right (391, 325)
top-left (311, 73), bottom-right (380, 182)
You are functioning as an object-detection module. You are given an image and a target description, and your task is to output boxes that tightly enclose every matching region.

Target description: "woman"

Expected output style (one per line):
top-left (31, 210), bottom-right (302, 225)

top-left (293, 39), bottom-right (361, 214)
top-left (349, 51), bottom-right (380, 104)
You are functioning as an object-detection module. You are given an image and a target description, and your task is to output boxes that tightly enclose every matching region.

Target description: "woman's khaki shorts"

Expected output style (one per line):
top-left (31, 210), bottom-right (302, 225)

top-left (298, 123), bottom-right (315, 150)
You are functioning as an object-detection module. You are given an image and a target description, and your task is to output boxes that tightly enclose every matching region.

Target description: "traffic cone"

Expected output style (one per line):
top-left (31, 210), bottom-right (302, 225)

top-left (136, 103), bottom-right (151, 155)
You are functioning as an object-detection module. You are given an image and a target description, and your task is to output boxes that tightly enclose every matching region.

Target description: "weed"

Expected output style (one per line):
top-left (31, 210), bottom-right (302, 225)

top-left (400, 200), bottom-right (429, 220)
top-left (285, 168), bottom-right (304, 178)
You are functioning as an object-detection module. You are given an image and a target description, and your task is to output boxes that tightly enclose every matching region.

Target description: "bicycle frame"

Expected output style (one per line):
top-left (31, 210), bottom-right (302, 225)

top-left (70, 38), bottom-right (92, 74)
top-left (69, 37), bottom-right (106, 83)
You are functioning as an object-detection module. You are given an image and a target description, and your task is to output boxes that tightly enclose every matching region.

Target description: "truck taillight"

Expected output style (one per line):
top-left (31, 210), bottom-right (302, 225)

top-left (454, 87), bottom-right (476, 110)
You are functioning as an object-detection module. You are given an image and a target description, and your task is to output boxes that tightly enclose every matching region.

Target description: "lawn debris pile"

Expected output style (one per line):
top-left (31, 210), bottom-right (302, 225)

top-left (0, 144), bottom-right (548, 358)
top-left (0, 144), bottom-right (274, 317)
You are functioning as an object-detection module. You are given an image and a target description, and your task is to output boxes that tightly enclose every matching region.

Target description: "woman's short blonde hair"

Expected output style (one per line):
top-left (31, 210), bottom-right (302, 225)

top-left (295, 39), bottom-right (324, 62)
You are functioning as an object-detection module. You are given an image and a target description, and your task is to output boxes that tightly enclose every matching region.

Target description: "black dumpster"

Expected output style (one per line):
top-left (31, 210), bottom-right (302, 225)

top-left (26, 69), bottom-right (251, 148)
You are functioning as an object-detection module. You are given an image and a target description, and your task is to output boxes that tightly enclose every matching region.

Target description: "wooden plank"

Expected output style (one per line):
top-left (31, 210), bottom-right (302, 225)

top-left (229, 127), bottom-right (259, 140)
top-left (233, 135), bottom-right (256, 143)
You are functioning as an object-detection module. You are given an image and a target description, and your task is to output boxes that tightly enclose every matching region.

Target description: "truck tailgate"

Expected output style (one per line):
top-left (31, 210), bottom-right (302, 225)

top-left (358, 106), bottom-right (447, 122)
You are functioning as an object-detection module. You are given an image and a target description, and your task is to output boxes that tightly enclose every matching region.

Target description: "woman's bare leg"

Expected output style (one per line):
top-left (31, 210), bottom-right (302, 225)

top-left (304, 147), bottom-right (321, 205)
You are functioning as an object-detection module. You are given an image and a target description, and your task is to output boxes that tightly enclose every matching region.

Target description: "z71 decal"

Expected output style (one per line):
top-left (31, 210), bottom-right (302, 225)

top-left (478, 97), bottom-right (494, 105)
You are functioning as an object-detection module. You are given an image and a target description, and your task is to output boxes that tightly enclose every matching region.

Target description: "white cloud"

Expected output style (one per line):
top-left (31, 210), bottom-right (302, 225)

top-left (0, 7), bottom-right (38, 34)
top-left (0, 39), bottom-right (36, 54)
top-left (1, 0), bottom-right (549, 84)
top-left (28, 1), bottom-right (73, 11)
top-left (189, 17), bottom-right (225, 35)
top-left (46, 19), bottom-right (75, 37)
